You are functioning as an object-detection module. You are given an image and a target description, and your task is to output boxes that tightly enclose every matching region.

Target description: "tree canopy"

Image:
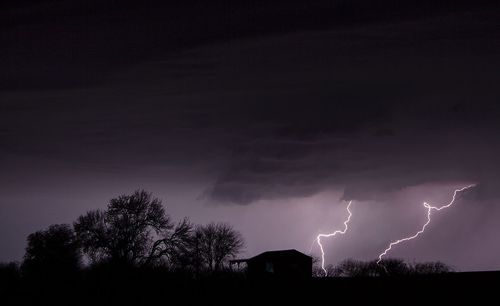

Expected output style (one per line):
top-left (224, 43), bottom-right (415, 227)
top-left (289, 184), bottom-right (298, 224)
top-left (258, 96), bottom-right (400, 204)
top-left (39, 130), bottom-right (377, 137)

top-left (72, 190), bottom-right (244, 270)
top-left (74, 190), bottom-right (193, 266)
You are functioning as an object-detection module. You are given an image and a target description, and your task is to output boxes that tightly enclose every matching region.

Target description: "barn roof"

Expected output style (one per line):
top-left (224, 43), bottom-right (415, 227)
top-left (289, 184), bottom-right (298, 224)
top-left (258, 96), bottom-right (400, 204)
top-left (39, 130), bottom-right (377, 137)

top-left (250, 249), bottom-right (311, 260)
top-left (230, 249), bottom-right (311, 263)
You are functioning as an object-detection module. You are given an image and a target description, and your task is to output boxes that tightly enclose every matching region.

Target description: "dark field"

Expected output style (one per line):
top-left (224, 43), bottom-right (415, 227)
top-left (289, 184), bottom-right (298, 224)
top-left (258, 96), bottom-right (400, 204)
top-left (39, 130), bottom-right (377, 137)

top-left (1, 267), bottom-right (498, 305)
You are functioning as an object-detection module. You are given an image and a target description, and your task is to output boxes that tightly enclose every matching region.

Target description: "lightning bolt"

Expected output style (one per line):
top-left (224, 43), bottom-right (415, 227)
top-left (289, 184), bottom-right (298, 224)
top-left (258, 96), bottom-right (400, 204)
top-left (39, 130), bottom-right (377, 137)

top-left (315, 201), bottom-right (353, 276)
top-left (377, 184), bottom-right (475, 265)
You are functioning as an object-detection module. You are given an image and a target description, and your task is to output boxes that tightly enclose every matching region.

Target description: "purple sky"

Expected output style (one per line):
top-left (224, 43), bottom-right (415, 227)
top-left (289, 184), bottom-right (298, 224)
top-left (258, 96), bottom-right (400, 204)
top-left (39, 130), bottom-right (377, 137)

top-left (1, 0), bottom-right (499, 271)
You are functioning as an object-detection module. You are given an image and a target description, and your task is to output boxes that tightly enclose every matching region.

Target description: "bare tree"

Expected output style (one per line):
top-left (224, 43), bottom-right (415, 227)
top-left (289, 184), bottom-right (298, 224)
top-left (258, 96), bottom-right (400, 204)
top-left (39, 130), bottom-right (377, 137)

top-left (74, 190), bottom-right (191, 267)
top-left (144, 217), bottom-right (194, 268)
top-left (73, 210), bottom-right (109, 263)
top-left (193, 222), bottom-right (244, 272)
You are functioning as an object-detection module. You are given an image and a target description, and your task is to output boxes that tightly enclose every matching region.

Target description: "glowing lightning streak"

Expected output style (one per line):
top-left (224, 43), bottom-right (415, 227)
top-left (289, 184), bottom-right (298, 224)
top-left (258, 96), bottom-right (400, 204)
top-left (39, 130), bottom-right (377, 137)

top-left (316, 201), bottom-right (353, 276)
top-left (377, 184), bottom-right (475, 265)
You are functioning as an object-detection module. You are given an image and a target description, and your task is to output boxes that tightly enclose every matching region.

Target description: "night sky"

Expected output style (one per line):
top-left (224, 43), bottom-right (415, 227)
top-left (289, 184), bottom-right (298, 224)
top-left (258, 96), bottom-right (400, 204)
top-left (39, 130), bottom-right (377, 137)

top-left (1, 0), bottom-right (499, 271)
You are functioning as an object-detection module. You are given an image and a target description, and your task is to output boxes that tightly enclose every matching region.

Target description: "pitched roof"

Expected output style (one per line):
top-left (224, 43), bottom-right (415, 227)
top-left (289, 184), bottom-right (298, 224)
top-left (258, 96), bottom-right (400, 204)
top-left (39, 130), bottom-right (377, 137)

top-left (248, 249), bottom-right (311, 260)
top-left (230, 249), bottom-right (312, 263)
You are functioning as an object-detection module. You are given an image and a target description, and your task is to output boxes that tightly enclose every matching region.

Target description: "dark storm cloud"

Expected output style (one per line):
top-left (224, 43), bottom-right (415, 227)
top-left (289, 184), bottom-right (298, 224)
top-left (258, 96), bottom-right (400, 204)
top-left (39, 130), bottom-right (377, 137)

top-left (2, 0), bottom-right (499, 205)
top-left (203, 43), bottom-right (500, 204)
top-left (1, 0), bottom-right (496, 89)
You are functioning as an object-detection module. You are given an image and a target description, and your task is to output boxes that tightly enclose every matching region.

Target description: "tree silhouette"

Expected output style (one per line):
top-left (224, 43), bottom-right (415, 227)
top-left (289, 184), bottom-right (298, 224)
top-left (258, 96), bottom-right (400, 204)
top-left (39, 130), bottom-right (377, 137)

top-left (73, 210), bottom-right (107, 263)
top-left (192, 222), bottom-right (244, 272)
top-left (412, 261), bottom-right (452, 274)
top-left (324, 258), bottom-right (451, 277)
top-left (331, 259), bottom-right (372, 277)
top-left (144, 217), bottom-right (194, 268)
top-left (22, 224), bottom-right (80, 277)
top-left (312, 264), bottom-right (336, 277)
top-left (377, 258), bottom-right (411, 276)
top-left (74, 190), bottom-right (191, 267)
top-left (311, 256), bottom-right (337, 277)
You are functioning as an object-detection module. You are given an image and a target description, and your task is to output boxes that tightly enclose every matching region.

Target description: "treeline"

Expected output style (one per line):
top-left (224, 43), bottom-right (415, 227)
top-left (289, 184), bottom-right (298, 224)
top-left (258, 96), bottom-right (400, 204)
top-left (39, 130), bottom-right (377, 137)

top-left (313, 258), bottom-right (453, 277)
top-left (7, 190), bottom-right (245, 280)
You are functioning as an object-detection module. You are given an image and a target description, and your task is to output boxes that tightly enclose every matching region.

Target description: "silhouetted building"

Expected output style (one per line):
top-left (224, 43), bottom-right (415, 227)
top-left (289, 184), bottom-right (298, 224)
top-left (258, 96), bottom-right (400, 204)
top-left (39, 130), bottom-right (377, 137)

top-left (230, 249), bottom-right (312, 279)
